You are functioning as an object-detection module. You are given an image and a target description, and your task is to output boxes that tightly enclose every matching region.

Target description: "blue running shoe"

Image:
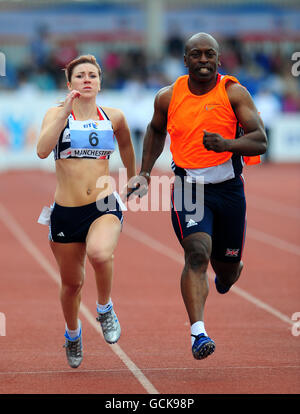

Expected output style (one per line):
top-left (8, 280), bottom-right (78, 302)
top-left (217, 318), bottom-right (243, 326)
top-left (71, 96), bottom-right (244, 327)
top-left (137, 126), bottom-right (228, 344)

top-left (192, 334), bottom-right (215, 360)
top-left (215, 275), bottom-right (231, 294)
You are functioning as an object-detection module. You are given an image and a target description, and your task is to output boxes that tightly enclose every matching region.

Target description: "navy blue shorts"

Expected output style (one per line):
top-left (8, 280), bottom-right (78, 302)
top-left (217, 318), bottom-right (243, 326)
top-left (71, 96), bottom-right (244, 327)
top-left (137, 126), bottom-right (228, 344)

top-left (49, 192), bottom-right (124, 243)
top-left (171, 176), bottom-right (246, 263)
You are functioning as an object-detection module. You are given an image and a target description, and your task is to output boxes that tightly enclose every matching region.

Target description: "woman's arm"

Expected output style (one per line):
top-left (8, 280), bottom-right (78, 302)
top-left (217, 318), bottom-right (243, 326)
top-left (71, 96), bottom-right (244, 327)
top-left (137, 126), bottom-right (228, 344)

top-left (37, 90), bottom-right (80, 159)
top-left (108, 108), bottom-right (136, 181)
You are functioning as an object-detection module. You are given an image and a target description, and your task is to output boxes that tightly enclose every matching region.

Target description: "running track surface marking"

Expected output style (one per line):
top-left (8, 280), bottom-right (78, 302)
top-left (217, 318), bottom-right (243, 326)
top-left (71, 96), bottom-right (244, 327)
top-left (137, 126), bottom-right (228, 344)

top-left (0, 202), bottom-right (297, 393)
top-left (0, 203), bottom-right (159, 395)
top-left (0, 164), bottom-right (299, 394)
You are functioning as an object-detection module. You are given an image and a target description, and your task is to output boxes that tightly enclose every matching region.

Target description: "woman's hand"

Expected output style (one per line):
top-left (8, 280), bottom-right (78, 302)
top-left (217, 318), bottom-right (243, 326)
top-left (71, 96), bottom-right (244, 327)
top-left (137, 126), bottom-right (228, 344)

top-left (61, 90), bottom-right (81, 118)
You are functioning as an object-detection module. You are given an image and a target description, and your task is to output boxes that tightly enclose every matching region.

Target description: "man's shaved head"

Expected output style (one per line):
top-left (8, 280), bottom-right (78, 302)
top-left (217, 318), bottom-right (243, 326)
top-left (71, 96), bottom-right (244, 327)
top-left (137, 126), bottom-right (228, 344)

top-left (184, 33), bottom-right (220, 55)
top-left (183, 32), bottom-right (221, 86)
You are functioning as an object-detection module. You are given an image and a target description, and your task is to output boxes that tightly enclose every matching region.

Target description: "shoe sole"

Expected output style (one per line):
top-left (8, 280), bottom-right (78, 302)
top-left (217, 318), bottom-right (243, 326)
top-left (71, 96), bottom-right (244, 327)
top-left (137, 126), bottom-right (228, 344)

top-left (193, 341), bottom-right (215, 360)
top-left (68, 358), bottom-right (83, 369)
top-left (105, 328), bottom-right (121, 344)
top-left (106, 336), bottom-right (120, 345)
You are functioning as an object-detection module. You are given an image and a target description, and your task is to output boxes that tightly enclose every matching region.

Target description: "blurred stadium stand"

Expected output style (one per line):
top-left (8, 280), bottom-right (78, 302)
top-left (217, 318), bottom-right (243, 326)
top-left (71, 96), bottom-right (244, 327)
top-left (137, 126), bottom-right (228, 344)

top-left (0, 0), bottom-right (299, 170)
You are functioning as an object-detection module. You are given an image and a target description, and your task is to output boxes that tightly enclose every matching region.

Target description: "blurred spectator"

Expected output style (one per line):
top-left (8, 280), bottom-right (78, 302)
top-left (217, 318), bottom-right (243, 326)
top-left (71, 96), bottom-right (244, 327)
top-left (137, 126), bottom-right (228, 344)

top-left (43, 50), bottom-right (66, 89)
top-left (103, 51), bottom-right (121, 72)
top-left (282, 91), bottom-right (300, 113)
top-left (220, 37), bottom-right (244, 74)
top-left (166, 29), bottom-right (184, 57)
top-left (146, 67), bottom-right (170, 91)
top-left (17, 70), bottom-right (39, 95)
top-left (30, 67), bottom-right (57, 91)
top-left (280, 67), bottom-right (300, 112)
top-left (254, 87), bottom-right (282, 123)
top-left (161, 52), bottom-right (185, 83)
top-left (52, 40), bottom-right (78, 70)
top-left (122, 73), bottom-right (149, 160)
top-left (0, 19), bottom-right (298, 116)
top-left (0, 3), bottom-right (299, 169)
top-left (30, 25), bottom-right (52, 68)
top-left (254, 87), bottom-right (282, 162)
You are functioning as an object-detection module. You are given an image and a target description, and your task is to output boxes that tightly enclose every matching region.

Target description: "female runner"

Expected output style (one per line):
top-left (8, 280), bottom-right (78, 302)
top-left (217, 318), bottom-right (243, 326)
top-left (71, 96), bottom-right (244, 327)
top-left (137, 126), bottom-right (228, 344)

top-left (37, 55), bottom-right (136, 368)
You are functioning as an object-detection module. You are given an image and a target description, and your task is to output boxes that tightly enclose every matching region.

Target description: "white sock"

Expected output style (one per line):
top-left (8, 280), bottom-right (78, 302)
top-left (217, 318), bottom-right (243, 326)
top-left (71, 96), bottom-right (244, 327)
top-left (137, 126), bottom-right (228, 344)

top-left (66, 320), bottom-right (81, 339)
top-left (191, 321), bottom-right (207, 345)
top-left (97, 298), bottom-right (113, 314)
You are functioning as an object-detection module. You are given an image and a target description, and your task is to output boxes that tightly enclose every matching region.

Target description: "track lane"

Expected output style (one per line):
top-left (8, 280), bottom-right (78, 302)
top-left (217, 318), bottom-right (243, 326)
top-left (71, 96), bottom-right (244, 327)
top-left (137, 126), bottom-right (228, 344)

top-left (0, 166), bottom-right (299, 394)
top-left (0, 202), bottom-right (159, 394)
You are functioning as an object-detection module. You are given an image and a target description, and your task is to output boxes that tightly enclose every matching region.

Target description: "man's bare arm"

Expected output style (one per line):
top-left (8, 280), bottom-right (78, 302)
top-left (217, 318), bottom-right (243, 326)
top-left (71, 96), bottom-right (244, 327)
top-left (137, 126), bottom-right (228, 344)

top-left (140, 86), bottom-right (173, 181)
top-left (203, 83), bottom-right (267, 156)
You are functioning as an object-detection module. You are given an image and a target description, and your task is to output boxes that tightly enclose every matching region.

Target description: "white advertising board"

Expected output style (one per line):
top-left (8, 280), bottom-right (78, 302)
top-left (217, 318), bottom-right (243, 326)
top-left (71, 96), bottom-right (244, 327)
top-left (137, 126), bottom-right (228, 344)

top-left (269, 115), bottom-right (300, 162)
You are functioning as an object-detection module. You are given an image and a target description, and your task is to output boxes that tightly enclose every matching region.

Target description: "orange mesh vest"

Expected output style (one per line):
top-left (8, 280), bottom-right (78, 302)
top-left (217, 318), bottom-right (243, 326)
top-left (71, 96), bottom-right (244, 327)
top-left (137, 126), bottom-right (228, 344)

top-left (167, 74), bottom-right (260, 168)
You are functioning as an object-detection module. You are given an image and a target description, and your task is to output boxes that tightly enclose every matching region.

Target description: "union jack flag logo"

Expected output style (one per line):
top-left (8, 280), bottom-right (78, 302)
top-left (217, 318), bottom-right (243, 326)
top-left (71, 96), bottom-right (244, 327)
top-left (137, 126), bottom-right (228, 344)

top-left (225, 248), bottom-right (240, 257)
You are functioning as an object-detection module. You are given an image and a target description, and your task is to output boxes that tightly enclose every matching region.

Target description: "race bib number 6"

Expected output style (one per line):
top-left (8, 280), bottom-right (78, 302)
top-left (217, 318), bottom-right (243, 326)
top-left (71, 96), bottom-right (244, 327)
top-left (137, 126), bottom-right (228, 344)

top-left (89, 132), bottom-right (99, 147)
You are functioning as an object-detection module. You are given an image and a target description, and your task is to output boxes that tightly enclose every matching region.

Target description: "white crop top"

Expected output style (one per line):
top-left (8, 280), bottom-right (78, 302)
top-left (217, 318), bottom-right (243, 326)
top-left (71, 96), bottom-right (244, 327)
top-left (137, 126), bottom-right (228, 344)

top-left (53, 106), bottom-right (115, 160)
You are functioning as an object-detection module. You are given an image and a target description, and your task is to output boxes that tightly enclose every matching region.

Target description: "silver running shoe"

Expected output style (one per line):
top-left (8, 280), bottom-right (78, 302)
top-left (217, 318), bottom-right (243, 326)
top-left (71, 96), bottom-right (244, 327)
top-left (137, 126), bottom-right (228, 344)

top-left (63, 334), bottom-right (83, 369)
top-left (96, 307), bottom-right (121, 344)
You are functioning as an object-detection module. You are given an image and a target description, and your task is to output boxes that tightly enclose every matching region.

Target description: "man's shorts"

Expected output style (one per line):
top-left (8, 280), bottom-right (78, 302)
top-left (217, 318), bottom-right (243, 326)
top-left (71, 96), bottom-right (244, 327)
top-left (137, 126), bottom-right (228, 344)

top-left (171, 176), bottom-right (246, 263)
top-left (48, 192), bottom-right (125, 243)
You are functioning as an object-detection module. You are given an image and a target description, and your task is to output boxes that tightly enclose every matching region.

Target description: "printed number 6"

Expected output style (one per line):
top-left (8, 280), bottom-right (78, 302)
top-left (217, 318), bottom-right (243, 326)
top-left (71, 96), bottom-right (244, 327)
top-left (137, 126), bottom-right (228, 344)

top-left (89, 132), bottom-right (99, 146)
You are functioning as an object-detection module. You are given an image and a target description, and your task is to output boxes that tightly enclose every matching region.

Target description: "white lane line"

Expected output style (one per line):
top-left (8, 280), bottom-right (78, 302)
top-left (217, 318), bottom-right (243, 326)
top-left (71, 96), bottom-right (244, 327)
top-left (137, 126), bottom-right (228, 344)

top-left (0, 364), bottom-right (298, 376)
top-left (123, 223), bottom-right (294, 327)
top-left (247, 227), bottom-right (300, 257)
top-left (247, 195), bottom-right (300, 220)
top-left (0, 203), bottom-right (159, 395)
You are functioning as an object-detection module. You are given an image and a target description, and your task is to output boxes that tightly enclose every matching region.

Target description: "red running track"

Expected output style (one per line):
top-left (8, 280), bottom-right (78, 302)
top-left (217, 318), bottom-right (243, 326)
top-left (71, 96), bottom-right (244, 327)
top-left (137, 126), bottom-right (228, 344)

top-left (0, 163), bottom-right (299, 396)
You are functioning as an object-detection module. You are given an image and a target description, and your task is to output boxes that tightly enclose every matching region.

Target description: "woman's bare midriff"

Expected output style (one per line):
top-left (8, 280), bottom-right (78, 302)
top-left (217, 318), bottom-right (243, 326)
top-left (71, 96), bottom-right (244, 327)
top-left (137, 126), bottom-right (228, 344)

top-left (54, 158), bottom-right (113, 206)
